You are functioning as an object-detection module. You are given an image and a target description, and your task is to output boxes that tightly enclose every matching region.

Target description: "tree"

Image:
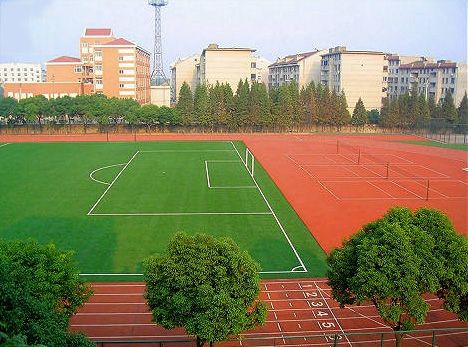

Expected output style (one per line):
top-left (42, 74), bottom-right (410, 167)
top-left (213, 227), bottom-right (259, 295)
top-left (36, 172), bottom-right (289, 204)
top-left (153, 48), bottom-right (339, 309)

top-left (233, 79), bottom-right (250, 127)
top-left (457, 91), bottom-right (468, 125)
top-left (441, 92), bottom-right (458, 123)
top-left (0, 239), bottom-right (93, 346)
top-left (177, 82), bottom-right (194, 126)
top-left (327, 207), bottom-right (468, 347)
top-left (194, 84), bottom-right (211, 127)
top-left (367, 109), bottom-right (380, 124)
top-left (351, 97), bottom-right (367, 127)
top-left (144, 233), bottom-right (267, 347)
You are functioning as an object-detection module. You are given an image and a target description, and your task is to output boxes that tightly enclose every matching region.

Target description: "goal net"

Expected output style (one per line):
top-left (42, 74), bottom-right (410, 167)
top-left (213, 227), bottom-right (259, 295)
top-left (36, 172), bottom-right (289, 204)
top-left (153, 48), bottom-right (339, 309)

top-left (245, 148), bottom-right (255, 177)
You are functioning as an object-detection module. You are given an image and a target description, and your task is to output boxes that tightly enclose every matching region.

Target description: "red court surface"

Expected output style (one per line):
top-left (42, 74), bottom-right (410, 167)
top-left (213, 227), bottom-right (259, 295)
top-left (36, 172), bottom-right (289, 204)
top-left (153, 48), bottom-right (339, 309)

top-left (70, 280), bottom-right (468, 346)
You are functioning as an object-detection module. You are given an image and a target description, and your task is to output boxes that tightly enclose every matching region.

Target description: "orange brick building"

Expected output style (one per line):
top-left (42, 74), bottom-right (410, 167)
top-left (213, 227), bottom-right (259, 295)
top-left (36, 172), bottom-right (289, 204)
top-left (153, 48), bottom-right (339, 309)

top-left (4, 28), bottom-right (150, 104)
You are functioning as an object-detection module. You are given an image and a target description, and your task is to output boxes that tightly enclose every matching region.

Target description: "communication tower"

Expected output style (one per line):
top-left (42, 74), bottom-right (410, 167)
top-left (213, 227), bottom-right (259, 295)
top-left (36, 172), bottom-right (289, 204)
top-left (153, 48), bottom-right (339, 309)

top-left (148, 0), bottom-right (168, 85)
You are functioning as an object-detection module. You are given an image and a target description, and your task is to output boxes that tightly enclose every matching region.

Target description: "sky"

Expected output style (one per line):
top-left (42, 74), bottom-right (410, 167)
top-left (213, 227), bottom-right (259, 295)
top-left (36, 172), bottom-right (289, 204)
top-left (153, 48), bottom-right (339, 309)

top-left (0, 0), bottom-right (467, 74)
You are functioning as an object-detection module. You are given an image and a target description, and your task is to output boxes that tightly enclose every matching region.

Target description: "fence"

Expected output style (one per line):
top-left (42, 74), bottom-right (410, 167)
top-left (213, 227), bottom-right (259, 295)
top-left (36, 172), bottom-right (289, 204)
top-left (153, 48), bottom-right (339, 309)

top-left (93, 327), bottom-right (468, 346)
top-left (414, 119), bottom-right (468, 145)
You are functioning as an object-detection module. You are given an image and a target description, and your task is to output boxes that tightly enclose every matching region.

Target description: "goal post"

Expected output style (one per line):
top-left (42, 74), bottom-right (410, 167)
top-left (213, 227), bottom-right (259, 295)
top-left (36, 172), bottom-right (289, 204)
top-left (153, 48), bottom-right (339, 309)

top-left (245, 148), bottom-right (255, 178)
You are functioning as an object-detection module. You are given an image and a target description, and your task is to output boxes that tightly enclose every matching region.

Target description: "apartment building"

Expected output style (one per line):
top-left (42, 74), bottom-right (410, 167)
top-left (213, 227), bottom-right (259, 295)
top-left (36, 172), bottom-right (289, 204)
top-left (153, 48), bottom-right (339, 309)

top-left (0, 63), bottom-right (43, 84)
top-left (386, 56), bottom-right (467, 105)
top-left (93, 38), bottom-right (151, 104)
top-left (386, 55), bottom-right (429, 99)
top-left (268, 50), bottom-right (327, 89)
top-left (4, 28), bottom-right (151, 104)
top-left (170, 54), bottom-right (200, 103)
top-left (321, 46), bottom-right (386, 111)
top-left (197, 43), bottom-right (270, 93)
top-left (170, 44), bottom-right (270, 103)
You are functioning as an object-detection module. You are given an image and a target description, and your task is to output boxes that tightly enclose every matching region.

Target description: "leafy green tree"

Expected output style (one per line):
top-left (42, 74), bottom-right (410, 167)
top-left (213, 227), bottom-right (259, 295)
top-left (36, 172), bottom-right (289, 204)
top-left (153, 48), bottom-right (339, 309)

top-left (457, 91), bottom-right (468, 125)
top-left (144, 233), bottom-right (267, 347)
top-left (300, 83), bottom-right (317, 125)
top-left (194, 84), bottom-right (212, 127)
top-left (327, 207), bottom-right (468, 347)
top-left (252, 82), bottom-right (270, 127)
top-left (177, 82), bottom-right (194, 126)
top-left (367, 109), bottom-right (380, 124)
top-left (417, 94), bottom-right (430, 123)
top-left (337, 90), bottom-right (351, 127)
top-left (397, 93), bottom-right (410, 128)
top-left (428, 95), bottom-right (437, 119)
top-left (138, 104), bottom-right (159, 130)
top-left (233, 79), bottom-right (250, 127)
top-left (441, 92), bottom-right (458, 123)
top-left (351, 97), bottom-right (367, 126)
top-left (0, 239), bottom-right (93, 346)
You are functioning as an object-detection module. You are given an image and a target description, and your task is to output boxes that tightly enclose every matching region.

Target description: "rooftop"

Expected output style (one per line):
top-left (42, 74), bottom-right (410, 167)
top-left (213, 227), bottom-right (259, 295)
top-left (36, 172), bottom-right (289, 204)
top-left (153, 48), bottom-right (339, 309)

top-left (46, 56), bottom-right (81, 63)
top-left (269, 51), bottom-right (322, 67)
top-left (203, 43), bottom-right (255, 53)
top-left (103, 37), bottom-right (135, 46)
top-left (84, 28), bottom-right (113, 37)
top-left (399, 60), bottom-right (457, 69)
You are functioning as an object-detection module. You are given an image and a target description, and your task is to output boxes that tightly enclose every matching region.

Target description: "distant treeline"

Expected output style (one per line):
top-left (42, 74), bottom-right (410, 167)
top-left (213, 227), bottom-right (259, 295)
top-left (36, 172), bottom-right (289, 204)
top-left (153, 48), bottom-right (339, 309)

top-left (0, 79), bottom-right (466, 131)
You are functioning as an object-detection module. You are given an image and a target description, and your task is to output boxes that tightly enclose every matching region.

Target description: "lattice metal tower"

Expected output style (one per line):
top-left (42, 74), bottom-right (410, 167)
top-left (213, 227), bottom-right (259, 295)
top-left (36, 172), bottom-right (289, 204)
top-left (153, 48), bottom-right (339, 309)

top-left (148, 0), bottom-right (168, 85)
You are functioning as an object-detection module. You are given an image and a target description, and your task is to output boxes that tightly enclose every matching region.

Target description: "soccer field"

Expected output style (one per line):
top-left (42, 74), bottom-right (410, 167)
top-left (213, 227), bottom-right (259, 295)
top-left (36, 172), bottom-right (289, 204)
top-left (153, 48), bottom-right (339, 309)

top-left (0, 140), bottom-right (327, 280)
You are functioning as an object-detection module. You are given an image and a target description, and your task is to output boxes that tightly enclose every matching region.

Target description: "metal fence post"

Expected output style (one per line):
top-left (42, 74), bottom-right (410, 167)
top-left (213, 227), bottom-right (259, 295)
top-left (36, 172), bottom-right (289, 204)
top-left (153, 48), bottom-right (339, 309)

top-left (380, 332), bottom-right (384, 347)
top-left (431, 330), bottom-right (436, 347)
top-left (333, 334), bottom-right (338, 347)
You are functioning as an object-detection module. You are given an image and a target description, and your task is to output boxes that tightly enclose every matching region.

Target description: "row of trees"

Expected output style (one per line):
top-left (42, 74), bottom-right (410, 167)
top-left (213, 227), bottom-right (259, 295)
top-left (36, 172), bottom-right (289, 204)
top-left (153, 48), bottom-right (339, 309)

top-left (380, 90), bottom-right (468, 129)
top-left (0, 81), bottom-right (467, 131)
top-left (0, 94), bottom-right (181, 128)
top-left (176, 80), bottom-right (352, 129)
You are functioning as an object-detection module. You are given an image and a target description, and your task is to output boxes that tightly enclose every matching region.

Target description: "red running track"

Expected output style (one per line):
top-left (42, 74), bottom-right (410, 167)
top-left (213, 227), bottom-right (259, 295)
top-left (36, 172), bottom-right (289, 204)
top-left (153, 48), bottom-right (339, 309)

top-left (70, 279), bottom-right (468, 346)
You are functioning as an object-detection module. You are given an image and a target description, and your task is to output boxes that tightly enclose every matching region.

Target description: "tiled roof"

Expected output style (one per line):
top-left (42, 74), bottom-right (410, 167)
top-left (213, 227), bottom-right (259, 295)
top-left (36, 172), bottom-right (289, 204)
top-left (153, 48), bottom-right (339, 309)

top-left (400, 61), bottom-right (457, 69)
top-left (47, 56), bottom-right (81, 63)
top-left (103, 38), bottom-right (135, 46)
top-left (269, 51), bottom-right (321, 67)
top-left (84, 28), bottom-right (112, 36)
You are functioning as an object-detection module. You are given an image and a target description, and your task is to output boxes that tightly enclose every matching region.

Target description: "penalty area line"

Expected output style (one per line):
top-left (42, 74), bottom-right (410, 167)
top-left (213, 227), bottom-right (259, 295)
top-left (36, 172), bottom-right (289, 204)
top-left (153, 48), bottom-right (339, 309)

top-left (89, 212), bottom-right (273, 216)
top-left (0, 143), bottom-right (11, 148)
top-left (89, 163), bottom-right (126, 185)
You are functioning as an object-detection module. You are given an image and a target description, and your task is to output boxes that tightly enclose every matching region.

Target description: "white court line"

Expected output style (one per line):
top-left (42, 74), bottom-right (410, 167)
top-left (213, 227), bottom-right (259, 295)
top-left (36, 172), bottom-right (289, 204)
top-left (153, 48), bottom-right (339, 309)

top-left (231, 141), bottom-right (307, 273)
top-left (0, 143), bottom-right (11, 148)
top-left (89, 163), bottom-right (126, 185)
top-left (87, 151), bottom-right (139, 215)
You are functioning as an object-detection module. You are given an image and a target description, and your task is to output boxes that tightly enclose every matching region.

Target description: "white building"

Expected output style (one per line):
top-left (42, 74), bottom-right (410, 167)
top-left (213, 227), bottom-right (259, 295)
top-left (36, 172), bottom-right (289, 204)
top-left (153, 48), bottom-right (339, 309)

top-left (268, 50), bottom-right (327, 89)
top-left (321, 46), bottom-right (386, 111)
top-left (170, 54), bottom-right (200, 104)
top-left (0, 63), bottom-right (43, 84)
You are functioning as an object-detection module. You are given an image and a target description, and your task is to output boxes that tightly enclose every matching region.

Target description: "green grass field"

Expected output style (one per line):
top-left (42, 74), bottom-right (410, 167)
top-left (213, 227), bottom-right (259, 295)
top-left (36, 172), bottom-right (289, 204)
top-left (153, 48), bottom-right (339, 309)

top-left (0, 141), bottom-right (327, 281)
top-left (397, 140), bottom-right (468, 151)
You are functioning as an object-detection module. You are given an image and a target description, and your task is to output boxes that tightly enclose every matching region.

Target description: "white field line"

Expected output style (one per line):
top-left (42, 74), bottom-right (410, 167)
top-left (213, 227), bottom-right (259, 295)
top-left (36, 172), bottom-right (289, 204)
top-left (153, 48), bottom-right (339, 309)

top-left (230, 141), bottom-right (307, 273)
top-left (204, 160), bottom-right (211, 188)
top-left (315, 282), bottom-right (352, 347)
top-left (87, 151), bottom-right (139, 215)
top-left (139, 150), bottom-right (232, 153)
top-left (89, 163), bottom-right (126, 185)
top-left (205, 159), bottom-right (256, 189)
top-left (90, 212), bottom-right (272, 216)
top-left (0, 143), bottom-right (11, 148)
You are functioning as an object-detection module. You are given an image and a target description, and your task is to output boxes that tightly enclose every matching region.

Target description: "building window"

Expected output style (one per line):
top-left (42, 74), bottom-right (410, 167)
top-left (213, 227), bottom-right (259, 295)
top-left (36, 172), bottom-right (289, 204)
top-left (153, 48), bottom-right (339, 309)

top-left (95, 79), bottom-right (102, 85)
top-left (119, 84), bottom-right (124, 88)
top-left (82, 43), bottom-right (88, 48)
top-left (251, 74), bottom-right (256, 80)
top-left (119, 56), bottom-right (124, 61)
top-left (74, 66), bottom-right (82, 73)
top-left (251, 62), bottom-right (256, 68)
top-left (119, 70), bottom-right (124, 74)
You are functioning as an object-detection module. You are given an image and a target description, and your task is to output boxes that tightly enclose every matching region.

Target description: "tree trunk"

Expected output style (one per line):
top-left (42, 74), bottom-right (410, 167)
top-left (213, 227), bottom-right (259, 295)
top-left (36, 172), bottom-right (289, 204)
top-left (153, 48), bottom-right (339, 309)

top-left (395, 332), bottom-right (404, 347)
top-left (196, 336), bottom-right (204, 347)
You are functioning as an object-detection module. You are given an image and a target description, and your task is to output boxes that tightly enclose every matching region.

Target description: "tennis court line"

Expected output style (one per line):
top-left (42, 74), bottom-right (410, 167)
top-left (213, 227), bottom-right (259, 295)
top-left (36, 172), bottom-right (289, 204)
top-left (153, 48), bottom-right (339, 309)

top-left (0, 143), bottom-right (11, 148)
top-left (230, 141), bottom-right (308, 273)
top-left (87, 151), bottom-right (139, 215)
top-left (139, 150), bottom-right (233, 153)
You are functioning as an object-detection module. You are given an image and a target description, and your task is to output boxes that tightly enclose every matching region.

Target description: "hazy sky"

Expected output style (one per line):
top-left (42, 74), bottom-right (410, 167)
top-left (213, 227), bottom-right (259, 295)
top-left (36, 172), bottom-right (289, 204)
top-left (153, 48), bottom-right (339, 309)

top-left (0, 0), bottom-right (467, 74)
